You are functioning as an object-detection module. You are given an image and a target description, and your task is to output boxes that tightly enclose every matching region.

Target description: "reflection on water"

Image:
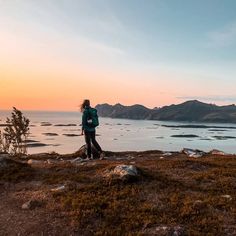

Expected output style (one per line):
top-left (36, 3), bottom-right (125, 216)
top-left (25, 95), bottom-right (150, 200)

top-left (1, 110), bottom-right (236, 154)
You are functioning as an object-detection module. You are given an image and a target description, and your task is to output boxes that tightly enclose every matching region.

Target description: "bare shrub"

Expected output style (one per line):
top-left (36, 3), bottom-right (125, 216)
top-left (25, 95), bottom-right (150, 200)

top-left (0, 107), bottom-right (30, 155)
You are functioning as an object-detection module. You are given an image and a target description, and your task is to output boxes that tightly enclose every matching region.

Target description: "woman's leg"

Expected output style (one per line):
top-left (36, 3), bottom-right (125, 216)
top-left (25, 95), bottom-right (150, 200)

top-left (84, 131), bottom-right (92, 158)
top-left (90, 131), bottom-right (102, 153)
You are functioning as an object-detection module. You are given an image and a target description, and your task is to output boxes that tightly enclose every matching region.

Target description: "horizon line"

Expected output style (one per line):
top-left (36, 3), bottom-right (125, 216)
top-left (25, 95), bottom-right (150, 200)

top-left (1, 99), bottom-right (236, 113)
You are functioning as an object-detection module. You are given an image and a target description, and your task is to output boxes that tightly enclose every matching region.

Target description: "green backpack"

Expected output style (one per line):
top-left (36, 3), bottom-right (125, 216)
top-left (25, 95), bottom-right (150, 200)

top-left (87, 108), bottom-right (99, 127)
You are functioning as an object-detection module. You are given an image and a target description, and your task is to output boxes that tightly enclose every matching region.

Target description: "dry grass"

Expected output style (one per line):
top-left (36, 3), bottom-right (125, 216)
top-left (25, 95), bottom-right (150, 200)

top-left (0, 158), bottom-right (34, 182)
top-left (1, 153), bottom-right (235, 235)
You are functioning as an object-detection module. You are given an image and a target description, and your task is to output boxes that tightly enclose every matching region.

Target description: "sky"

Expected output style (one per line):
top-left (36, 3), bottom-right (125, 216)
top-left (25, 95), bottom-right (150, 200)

top-left (1, 0), bottom-right (236, 111)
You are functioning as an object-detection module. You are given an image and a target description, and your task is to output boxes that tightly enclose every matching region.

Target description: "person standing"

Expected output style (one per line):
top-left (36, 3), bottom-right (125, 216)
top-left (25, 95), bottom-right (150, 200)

top-left (80, 99), bottom-right (104, 160)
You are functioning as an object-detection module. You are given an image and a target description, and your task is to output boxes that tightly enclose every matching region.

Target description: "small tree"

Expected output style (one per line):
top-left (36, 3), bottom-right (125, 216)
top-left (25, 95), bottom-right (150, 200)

top-left (0, 107), bottom-right (30, 155)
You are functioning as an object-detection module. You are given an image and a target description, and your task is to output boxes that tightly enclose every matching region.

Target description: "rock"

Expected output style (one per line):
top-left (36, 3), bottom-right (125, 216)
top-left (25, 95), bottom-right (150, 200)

top-left (77, 145), bottom-right (101, 159)
top-left (88, 162), bottom-right (97, 166)
top-left (63, 134), bottom-right (80, 137)
top-left (221, 194), bottom-right (232, 201)
top-left (193, 200), bottom-right (206, 211)
top-left (26, 143), bottom-right (49, 148)
top-left (40, 122), bottom-right (52, 126)
top-left (46, 159), bottom-right (58, 164)
top-left (171, 226), bottom-right (184, 236)
top-left (163, 152), bottom-right (172, 156)
top-left (24, 139), bottom-right (39, 143)
top-left (42, 133), bottom-right (59, 136)
top-left (171, 134), bottom-right (199, 138)
top-left (182, 148), bottom-right (205, 158)
top-left (213, 135), bottom-right (236, 140)
top-left (51, 185), bottom-right (66, 192)
top-left (143, 225), bottom-right (184, 235)
top-left (70, 157), bottom-right (84, 163)
top-left (22, 200), bottom-right (41, 210)
top-left (210, 149), bottom-right (228, 155)
top-left (27, 159), bottom-right (43, 165)
top-left (54, 124), bottom-right (77, 126)
top-left (108, 165), bottom-right (139, 179)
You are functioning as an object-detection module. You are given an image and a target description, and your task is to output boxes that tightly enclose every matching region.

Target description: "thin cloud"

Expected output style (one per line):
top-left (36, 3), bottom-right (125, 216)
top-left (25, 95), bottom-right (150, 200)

top-left (207, 21), bottom-right (236, 47)
top-left (95, 5), bottom-right (125, 35)
top-left (177, 95), bottom-right (236, 104)
top-left (84, 39), bottom-right (125, 56)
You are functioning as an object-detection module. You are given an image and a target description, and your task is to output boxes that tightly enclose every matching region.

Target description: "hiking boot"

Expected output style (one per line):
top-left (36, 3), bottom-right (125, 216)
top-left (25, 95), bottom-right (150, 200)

top-left (99, 152), bottom-right (105, 160)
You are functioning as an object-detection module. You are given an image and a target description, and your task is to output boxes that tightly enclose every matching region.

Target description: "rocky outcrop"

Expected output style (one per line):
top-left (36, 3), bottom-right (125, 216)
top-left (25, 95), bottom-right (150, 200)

top-left (77, 145), bottom-right (101, 159)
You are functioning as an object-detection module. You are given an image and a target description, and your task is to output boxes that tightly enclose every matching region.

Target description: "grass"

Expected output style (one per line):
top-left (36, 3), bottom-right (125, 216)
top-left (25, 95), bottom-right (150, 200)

top-left (46, 156), bottom-right (235, 235)
top-left (1, 153), bottom-right (235, 235)
top-left (0, 158), bottom-right (34, 182)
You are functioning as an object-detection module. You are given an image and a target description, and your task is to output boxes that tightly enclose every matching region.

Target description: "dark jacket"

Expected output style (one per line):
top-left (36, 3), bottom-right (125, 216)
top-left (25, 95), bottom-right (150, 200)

top-left (82, 106), bottom-right (96, 132)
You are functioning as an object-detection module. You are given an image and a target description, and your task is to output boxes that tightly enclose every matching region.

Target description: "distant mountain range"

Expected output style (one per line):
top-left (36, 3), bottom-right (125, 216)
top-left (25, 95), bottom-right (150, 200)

top-left (95, 100), bottom-right (236, 123)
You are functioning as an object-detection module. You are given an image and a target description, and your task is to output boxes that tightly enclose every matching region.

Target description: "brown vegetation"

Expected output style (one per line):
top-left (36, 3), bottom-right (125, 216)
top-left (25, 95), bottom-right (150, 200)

top-left (0, 151), bottom-right (235, 235)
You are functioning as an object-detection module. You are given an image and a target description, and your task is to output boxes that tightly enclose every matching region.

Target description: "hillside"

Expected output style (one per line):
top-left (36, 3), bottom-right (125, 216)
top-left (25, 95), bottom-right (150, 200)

top-left (95, 103), bottom-right (151, 120)
top-left (96, 100), bottom-right (236, 123)
top-left (0, 151), bottom-right (235, 235)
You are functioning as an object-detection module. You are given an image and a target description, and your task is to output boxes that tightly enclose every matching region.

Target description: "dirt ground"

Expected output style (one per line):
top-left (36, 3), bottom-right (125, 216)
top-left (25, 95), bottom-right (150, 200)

top-left (0, 151), bottom-right (235, 235)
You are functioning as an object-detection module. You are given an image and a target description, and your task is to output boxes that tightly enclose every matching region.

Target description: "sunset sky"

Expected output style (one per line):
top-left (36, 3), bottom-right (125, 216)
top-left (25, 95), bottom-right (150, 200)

top-left (1, 0), bottom-right (236, 111)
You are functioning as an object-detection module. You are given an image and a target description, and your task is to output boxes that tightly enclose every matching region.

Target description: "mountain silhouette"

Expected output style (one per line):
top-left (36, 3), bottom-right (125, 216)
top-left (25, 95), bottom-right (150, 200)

top-left (95, 100), bottom-right (236, 123)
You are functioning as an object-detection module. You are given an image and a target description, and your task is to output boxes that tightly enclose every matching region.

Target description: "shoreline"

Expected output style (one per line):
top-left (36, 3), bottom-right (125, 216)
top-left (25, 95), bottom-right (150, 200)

top-left (2, 111), bottom-right (236, 156)
top-left (3, 146), bottom-right (235, 162)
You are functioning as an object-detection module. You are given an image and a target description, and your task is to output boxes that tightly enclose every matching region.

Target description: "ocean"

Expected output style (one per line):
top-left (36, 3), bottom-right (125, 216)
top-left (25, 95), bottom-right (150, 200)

top-left (1, 110), bottom-right (236, 154)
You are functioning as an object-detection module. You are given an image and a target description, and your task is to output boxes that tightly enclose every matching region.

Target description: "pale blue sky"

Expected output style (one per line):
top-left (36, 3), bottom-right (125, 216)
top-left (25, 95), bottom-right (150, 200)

top-left (1, 0), bottom-right (236, 109)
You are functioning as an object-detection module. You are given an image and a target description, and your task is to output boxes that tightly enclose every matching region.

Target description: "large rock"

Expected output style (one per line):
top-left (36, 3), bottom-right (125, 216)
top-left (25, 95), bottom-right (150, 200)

top-left (113, 165), bottom-right (138, 178)
top-left (182, 148), bottom-right (206, 158)
top-left (104, 164), bottom-right (139, 181)
top-left (22, 200), bottom-right (41, 210)
top-left (76, 145), bottom-right (100, 159)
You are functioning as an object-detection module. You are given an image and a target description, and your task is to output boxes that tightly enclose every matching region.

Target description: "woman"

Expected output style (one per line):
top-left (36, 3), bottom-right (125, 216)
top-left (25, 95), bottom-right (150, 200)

top-left (80, 99), bottom-right (104, 160)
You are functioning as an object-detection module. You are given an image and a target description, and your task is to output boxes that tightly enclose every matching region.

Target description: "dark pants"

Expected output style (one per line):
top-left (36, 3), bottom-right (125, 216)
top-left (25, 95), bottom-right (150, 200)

top-left (84, 130), bottom-right (102, 158)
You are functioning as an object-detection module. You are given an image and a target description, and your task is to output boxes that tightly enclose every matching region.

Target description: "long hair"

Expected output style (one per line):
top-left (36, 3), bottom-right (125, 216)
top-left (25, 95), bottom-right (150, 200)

top-left (80, 99), bottom-right (90, 112)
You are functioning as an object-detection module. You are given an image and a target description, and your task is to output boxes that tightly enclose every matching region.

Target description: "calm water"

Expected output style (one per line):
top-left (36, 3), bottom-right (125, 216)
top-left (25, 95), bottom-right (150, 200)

top-left (1, 110), bottom-right (236, 154)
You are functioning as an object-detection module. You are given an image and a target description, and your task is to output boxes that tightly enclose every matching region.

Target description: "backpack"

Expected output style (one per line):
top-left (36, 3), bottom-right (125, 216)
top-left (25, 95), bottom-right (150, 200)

top-left (87, 108), bottom-right (99, 128)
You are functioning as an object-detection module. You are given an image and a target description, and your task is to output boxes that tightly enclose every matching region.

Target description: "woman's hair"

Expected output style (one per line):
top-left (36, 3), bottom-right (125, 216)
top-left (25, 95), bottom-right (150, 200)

top-left (80, 99), bottom-right (90, 111)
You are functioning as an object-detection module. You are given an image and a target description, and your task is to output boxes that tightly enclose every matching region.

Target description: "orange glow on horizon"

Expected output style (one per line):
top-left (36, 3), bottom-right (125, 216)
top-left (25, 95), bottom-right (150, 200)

top-left (0, 63), bottom-right (179, 111)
